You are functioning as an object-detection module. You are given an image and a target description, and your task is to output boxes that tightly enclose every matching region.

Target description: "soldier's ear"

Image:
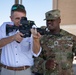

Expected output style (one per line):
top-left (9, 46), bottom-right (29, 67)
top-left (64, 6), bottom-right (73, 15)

top-left (59, 17), bottom-right (61, 23)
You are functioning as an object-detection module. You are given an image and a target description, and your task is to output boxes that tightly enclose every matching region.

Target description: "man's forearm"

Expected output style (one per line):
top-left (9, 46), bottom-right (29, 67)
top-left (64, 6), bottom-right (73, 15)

top-left (33, 39), bottom-right (40, 54)
top-left (0, 35), bottom-right (15, 48)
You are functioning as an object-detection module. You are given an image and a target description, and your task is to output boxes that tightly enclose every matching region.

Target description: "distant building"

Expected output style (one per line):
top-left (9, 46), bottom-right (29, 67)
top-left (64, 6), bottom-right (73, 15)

top-left (53, 0), bottom-right (76, 35)
top-left (53, 0), bottom-right (76, 25)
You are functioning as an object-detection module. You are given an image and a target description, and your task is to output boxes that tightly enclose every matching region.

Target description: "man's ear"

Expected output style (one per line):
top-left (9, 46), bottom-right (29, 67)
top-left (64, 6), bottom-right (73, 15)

top-left (10, 16), bottom-right (13, 21)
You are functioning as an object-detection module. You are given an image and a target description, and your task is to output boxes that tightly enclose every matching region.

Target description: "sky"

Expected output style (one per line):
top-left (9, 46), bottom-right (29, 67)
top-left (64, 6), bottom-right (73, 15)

top-left (0, 0), bottom-right (53, 27)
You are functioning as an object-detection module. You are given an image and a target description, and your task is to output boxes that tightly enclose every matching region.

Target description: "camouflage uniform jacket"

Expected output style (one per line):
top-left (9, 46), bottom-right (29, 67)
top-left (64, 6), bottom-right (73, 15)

top-left (32, 29), bottom-right (76, 75)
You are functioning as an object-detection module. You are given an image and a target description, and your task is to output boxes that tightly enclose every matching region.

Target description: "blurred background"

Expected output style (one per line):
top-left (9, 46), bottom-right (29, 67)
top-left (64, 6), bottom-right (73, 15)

top-left (0, 0), bottom-right (76, 74)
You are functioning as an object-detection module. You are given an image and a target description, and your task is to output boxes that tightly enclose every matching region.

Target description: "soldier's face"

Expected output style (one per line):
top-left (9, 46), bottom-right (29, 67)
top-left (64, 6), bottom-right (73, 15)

top-left (46, 18), bottom-right (61, 31)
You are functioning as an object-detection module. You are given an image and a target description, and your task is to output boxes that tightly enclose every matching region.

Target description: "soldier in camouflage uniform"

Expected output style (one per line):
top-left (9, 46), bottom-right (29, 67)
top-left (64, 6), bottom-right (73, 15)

top-left (32, 9), bottom-right (76, 75)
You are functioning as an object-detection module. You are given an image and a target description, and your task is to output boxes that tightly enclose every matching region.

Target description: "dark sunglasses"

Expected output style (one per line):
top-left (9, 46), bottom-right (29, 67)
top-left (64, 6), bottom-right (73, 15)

top-left (11, 4), bottom-right (25, 11)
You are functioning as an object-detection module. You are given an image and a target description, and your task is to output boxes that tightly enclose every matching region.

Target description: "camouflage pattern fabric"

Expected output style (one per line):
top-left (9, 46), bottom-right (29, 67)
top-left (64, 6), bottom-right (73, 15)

top-left (32, 29), bottom-right (76, 75)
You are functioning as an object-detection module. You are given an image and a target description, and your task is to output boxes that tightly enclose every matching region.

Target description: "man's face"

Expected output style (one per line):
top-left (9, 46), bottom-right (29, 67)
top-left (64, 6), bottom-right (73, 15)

top-left (10, 11), bottom-right (26, 26)
top-left (46, 18), bottom-right (61, 31)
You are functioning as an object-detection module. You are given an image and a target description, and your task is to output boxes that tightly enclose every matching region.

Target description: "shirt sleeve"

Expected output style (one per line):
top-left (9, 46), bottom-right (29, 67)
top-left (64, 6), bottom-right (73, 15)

top-left (33, 47), bottom-right (42, 57)
top-left (0, 22), bottom-right (6, 40)
top-left (0, 22), bottom-right (14, 40)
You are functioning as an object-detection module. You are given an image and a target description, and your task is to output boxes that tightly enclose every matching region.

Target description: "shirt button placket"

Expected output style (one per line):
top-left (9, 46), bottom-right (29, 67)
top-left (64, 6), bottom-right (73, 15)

top-left (15, 45), bottom-right (19, 65)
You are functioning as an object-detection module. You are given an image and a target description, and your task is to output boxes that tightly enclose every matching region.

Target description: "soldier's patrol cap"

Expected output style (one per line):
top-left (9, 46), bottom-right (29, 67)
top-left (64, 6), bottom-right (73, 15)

top-left (44, 9), bottom-right (60, 20)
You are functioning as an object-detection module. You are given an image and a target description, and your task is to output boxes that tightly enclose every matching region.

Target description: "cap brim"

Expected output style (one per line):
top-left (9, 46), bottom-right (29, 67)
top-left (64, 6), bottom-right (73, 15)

top-left (43, 18), bottom-right (57, 21)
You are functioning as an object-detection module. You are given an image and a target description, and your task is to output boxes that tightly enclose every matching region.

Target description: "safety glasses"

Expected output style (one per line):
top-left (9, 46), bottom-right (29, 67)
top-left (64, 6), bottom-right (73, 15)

top-left (11, 4), bottom-right (25, 11)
